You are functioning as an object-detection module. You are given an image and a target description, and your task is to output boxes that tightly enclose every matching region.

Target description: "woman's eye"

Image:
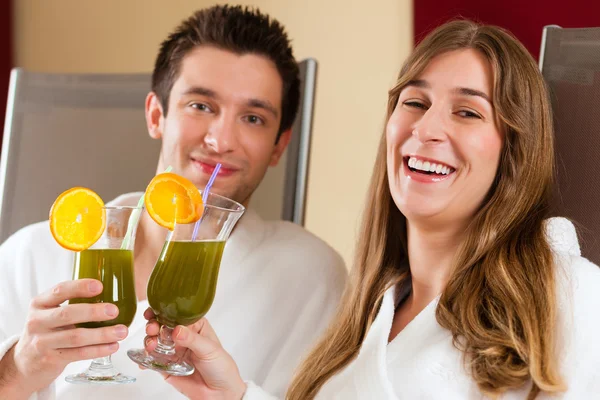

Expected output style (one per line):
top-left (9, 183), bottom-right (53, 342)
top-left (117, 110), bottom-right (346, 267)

top-left (404, 101), bottom-right (428, 110)
top-left (457, 110), bottom-right (482, 119)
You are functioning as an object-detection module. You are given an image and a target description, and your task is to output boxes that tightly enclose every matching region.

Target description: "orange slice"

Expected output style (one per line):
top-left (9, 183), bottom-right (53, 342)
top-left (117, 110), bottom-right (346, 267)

top-left (49, 187), bottom-right (106, 251)
top-left (144, 173), bottom-right (204, 230)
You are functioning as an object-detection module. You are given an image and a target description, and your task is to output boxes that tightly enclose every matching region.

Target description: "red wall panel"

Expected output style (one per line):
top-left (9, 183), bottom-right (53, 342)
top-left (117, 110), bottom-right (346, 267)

top-left (0, 0), bottom-right (12, 138)
top-left (414, 1), bottom-right (600, 59)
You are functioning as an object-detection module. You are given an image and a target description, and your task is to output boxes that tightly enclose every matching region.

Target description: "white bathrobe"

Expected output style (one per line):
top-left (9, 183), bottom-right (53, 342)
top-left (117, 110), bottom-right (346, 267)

top-left (0, 193), bottom-right (348, 400)
top-left (244, 217), bottom-right (600, 399)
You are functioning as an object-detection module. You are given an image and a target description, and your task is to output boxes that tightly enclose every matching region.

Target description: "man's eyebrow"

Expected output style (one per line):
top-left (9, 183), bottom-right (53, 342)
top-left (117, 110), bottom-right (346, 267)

top-left (180, 87), bottom-right (278, 117)
top-left (246, 98), bottom-right (278, 118)
top-left (181, 86), bottom-right (218, 98)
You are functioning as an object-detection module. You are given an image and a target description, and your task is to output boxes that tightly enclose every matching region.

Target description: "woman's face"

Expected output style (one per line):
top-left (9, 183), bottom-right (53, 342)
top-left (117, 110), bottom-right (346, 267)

top-left (387, 49), bottom-right (504, 229)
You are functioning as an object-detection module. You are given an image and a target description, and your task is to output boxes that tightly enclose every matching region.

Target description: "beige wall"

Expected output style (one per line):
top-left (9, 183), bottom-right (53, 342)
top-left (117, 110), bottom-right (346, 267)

top-left (13, 0), bottom-right (413, 266)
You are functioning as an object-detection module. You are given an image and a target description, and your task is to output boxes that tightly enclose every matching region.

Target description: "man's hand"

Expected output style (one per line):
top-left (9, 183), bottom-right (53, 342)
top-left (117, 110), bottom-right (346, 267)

top-left (0, 279), bottom-right (128, 399)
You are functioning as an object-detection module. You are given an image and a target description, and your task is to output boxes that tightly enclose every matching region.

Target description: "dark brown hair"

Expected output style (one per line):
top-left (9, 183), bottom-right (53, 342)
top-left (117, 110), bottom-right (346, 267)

top-left (152, 5), bottom-right (300, 138)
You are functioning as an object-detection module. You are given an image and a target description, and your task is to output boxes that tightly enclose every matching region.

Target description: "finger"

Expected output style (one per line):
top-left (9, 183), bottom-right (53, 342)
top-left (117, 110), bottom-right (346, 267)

top-left (58, 342), bottom-right (119, 363)
top-left (143, 308), bottom-right (156, 321)
top-left (47, 325), bottom-right (128, 349)
top-left (34, 302), bottom-right (119, 330)
top-left (189, 318), bottom-right (221, 345)
top-left (172, 325), bottom-right (222, 361)
top-left (159, 373), bottom-right (207, 395)
top-left (32, 280), bottom-right (103, 309)
top-left (145, 320), bottom-right (160, 336)
top-left (144, 335), bottom-right (158, 353)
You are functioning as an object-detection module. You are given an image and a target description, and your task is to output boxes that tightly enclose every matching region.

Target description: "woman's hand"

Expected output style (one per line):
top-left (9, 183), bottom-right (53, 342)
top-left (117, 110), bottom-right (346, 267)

top-left (144, 308), bottom-right (247, 400)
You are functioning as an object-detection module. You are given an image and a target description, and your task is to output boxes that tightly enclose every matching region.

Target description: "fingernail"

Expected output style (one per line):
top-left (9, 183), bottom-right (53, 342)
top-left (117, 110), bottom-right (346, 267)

top-left (108, 342), bottom-right (118, 351)
top-left (105, 304), bottom-right (118, 317)
top-left (89, 281), bottom-right (102, 292)
top-left (145, 336), bottom-right (156, 348)
top-left (175, 327), bottom-right (188, 340)
top-left (114, 325), bottom-right (127, 339)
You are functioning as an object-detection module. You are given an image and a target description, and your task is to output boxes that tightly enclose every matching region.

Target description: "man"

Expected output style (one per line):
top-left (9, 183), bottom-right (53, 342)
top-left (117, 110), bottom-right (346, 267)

top-left (0, 5), bottom-right (347, 399)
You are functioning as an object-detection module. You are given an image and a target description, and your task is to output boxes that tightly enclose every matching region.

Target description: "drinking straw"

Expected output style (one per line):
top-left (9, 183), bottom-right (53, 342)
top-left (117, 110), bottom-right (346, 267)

top-left (191, 163), bottom-right (221, 241)
top-left (120, 166), bottom-right (172, 250)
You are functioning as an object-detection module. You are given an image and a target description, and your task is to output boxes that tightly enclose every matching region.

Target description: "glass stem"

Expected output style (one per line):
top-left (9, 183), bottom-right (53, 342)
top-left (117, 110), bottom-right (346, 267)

top-left (154, 325), bottom-right (176, 356)
top-left (86, 356), bottom-right (117, 378)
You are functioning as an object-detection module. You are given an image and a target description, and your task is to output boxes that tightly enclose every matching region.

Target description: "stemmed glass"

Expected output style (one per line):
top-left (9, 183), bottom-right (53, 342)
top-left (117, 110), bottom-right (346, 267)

top-left (128, 192), bottom-right (244, 375)
top-left (66, 206), bottom-right (141, 384)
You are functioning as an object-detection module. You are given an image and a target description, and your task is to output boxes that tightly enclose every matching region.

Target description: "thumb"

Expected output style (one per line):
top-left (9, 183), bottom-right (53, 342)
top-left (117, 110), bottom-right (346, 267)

top-left (171, 325), bottom-right (246, 396)
top-left (173, 325), bottom-right (222, 362)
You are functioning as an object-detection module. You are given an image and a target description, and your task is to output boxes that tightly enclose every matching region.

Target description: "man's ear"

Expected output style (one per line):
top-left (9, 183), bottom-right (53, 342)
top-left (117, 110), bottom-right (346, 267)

top-left (269, 129), bottom-right (292, 166)
top-left (146, 92), bottom-right (164, 140)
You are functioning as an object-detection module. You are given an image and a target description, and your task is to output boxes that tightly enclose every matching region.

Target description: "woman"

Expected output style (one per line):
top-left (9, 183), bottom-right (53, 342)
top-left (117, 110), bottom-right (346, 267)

top-left (143, 19), bottom-right (600, 399)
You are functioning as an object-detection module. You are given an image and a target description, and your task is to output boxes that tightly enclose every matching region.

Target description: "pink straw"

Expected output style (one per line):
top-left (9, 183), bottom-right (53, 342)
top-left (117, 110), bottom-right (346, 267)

top-left (191, 163), bottom-right (221, 241)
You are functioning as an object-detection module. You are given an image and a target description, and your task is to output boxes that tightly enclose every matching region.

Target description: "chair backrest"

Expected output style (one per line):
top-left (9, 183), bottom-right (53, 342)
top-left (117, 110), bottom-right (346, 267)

top-left (0, 59), bottom-right (317, 244)
top-left (247, 58), bottom-right (317, 226)
top-left (539, 25), bottom-right (600, 264)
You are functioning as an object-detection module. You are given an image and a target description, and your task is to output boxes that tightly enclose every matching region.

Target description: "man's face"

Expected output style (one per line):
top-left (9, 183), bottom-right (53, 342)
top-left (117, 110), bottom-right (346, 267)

top-left (146, 46), bottom-right (291, 206)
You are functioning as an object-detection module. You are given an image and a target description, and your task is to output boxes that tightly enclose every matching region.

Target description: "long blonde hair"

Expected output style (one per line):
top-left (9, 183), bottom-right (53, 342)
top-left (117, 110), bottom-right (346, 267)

top-left (288, 20), bottom-right (563, 399)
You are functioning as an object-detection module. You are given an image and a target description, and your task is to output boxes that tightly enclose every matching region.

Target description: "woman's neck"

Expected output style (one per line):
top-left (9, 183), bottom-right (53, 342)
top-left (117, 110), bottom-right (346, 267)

top-left (405, 221), bottom-right (464, 308)
top-left (388, 221), bottom-right (465, 342)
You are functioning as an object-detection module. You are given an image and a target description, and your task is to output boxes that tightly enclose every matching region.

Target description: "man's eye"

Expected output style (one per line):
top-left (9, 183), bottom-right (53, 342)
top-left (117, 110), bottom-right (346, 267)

top-left (191, 103), bottom-right (211, 112)
top-left (245, 115), bottom-right (264, 125)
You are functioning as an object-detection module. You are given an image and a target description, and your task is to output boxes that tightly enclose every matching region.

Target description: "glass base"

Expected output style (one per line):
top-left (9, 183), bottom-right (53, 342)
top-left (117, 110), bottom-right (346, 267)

top-left (65, 357), bottom-right (135, 385)
top-left (127, 348), bottom-right (194, 376)
top-left (65, 372), bottom-right (136, 385)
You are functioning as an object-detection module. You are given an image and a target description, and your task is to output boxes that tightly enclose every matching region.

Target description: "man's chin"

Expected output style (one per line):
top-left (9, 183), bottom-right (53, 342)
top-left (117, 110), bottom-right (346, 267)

top-left (180, 166), bottom-right (248, 203)
top-left (194, 182), bottom-right (234, 201)
top-left (175, 167), bottom-right (206, 188)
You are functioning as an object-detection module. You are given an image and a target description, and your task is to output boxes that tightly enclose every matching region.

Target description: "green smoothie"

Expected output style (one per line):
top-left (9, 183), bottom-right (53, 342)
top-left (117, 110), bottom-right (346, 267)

top-left (147, 240), bottom-right (225, 327)
top-left (70, 249), bottom-right (137, 329)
